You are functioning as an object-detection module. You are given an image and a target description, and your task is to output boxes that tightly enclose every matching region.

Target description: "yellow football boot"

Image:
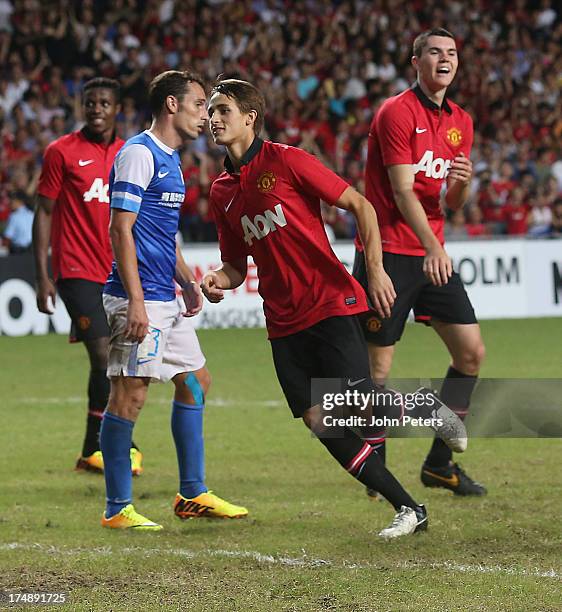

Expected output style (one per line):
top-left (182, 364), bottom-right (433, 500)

top-left (75, 451), bottom-right (104, 473)
top-left (75, 449), bottom-right (144, 475)
top-left (174, 491), bottom-right (248, 519)
top-left (130, 448), bottom-right (144, 476)
top-left (101, 504), bottom-right (162, 531)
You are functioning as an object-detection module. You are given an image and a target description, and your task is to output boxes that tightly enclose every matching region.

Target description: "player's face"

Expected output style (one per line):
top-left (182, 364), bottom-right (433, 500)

top-left (208, 93), bottom-right (254, 147)
top-left (174, 82), bottom-right (208, 141)
top-left (412, 35), bottom-right (458, 92)
top-left (83, 88), bottom-right (120, 136)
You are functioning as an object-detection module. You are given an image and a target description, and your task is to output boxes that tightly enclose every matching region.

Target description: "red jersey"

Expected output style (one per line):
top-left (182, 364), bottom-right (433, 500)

top-left (210, 139), bottom-right (368, 339)
top-left (503, 203), bottom-right (529, 235)
top-left (37, 130), bottom-right (124, 283)
top-left (360, 85), bottom-right (473, 256)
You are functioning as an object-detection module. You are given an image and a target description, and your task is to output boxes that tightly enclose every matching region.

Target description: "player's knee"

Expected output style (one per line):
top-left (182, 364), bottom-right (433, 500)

top-left (472, 341), bottom-right (486, 369)
top-left (85, 337), bottom-right (109, 370)
top-left (370, 362), bottom-right (391, 384)
top-left (183, 371), bottom-right (206, 405)
top-left (302, 405), bottom-right (326, 434)
top-left (458, 341), bottom-right (486, 375)
top-left (90, 350), bottom-right (108, 371)
top-left (123, 387), bottom-right (146, 416)
top-left (107, 378), bottom-right (147, 421)
top-left (196, 368), bottom-right (212, 395)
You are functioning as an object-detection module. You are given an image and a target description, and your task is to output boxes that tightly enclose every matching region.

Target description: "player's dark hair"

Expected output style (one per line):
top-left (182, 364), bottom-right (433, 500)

top-left (413, 28), bottom-right (455, 57)
top-left (211, 79), bottom-right (266, 136)
top-left (83, 77), bottom-right (121, 103)
top-left (148, 70), bottom-right (205, 116)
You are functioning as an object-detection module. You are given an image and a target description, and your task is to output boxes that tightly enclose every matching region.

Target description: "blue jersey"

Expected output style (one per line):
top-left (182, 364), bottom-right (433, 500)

top-left (104, 130), bottom-right (185, 301)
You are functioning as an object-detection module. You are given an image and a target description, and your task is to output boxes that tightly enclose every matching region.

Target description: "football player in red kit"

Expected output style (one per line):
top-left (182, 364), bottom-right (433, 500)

top-left (353, 29), bottom-right (486, 497)
top-left (202, 78), bottom-right (468, 538)
top-left (33, 78), bottom-right (142, 475)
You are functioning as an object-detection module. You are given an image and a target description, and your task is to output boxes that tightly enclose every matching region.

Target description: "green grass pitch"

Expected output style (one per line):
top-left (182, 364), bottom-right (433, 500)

top-left (0, 318), bottom-right (561, 611)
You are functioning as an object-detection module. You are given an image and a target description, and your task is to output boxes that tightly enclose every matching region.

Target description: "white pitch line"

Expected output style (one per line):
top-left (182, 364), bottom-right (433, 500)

top-left (2, 543), bottom-right (560, 580)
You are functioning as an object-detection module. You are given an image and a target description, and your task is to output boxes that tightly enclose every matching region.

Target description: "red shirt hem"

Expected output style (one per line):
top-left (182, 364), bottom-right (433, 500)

top-left (266, 303), bottom-right (368, 339)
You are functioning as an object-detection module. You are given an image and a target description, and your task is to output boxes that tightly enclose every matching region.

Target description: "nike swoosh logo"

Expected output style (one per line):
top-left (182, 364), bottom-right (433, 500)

top-left (158, 170), bottom-right (170, 178)
top-left (347, 378), bottom-right (366, 387)
top-left (78, 159), bottom-right (94, 166)
top-left (225, 196), bottom-right (235, 212)
top-left (137, 358), bottom-right (153, 365)
top-left (415, 128), bottom-right (427, 134)
top-left (423, 469), bottom-right (460, 487)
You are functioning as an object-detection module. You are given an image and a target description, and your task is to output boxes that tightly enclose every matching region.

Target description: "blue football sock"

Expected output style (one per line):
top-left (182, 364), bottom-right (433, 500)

top-left (171, 400), bottom-right (207, 499)
top-left (100, 412), bottom-right (134, 518)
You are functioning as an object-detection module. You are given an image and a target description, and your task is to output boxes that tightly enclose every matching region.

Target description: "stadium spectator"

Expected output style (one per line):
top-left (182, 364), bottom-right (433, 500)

top-left (528, 187), bottom-right (554, 236)
top-left (2, 190), bottom-right (33, 254)
top-left (503, 186), bottom-right (530, 236)
top-left (465, 206), bottom-right (488, 237)
top-left (492, 161), bottom-right (518, 206)
top-left (478, 170), bottom-right (507, 234)
top-left (445, 209), bottom-right (469, 240)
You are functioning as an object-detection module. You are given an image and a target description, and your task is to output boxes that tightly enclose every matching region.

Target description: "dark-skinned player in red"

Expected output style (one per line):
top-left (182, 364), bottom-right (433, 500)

top-left (33, 77), bottom-right (142, 475)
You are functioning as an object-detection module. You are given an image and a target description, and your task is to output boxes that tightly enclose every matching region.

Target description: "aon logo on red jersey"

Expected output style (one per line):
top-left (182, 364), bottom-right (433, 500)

top-left (241, 203), bottom-right (287, 246)
top-left (83, 178), bottom-right (109, 203)
top-left (414, 150), bottom-right (451, 179)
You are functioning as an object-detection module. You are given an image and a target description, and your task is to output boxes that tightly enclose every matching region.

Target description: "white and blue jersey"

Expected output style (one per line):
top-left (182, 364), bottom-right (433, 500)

top-left (104, 130), bottom-right (185, 301)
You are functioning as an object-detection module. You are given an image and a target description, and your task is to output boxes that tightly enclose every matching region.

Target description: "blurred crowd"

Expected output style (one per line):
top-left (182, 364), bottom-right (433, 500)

top-left (1, 0), bottom-right (561, 253)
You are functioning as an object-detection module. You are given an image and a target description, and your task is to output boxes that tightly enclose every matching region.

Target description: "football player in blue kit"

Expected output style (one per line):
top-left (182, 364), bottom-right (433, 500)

top-left (100, 70), bottom-right (248, 530)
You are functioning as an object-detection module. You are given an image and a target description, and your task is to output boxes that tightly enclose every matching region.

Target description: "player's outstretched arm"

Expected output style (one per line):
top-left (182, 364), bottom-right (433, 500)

top-left (32, 195), bottom-right (56, 314)
top-left (109, 208), bottom-right (148, 343)
top-left (175, 242), bottom-right (203, 317)
top-left (201, 258), bottom-right (247, 303)
top-left (445, 152), bottom-right (473, 211)
top-left (337, 186), bottom-right (395, 318)
top-left (387, 164), bottom-right (452, 287)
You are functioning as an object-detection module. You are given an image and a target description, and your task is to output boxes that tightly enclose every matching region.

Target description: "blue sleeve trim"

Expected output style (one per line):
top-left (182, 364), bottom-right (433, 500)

top-left (112, 181), bottom-right (145, 198)
top-left (110, 198), bottom-right (140, 213)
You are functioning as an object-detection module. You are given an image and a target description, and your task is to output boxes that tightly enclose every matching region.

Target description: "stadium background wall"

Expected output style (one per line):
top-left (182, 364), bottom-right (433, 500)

top-left (0, 239), bottom-right (560, 336)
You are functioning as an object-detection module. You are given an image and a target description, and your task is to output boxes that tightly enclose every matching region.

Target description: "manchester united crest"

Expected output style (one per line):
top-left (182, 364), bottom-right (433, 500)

top-left (78, 316), bottom-right (91, 330)
top-left (366, 316), bottom-right (382, 332)
top-left (257, 171), bottom-right (276, 193)
top-left (446, 127), bottom-right (463, 146)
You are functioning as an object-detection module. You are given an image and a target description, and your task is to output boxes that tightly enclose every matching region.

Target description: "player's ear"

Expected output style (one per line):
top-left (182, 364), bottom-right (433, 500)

top-left (246, 109), bottom-right (257, 128)
top-left (411, 55), bottom-right (418, 70)
top-left (166, 95), bottom-right (178, 114)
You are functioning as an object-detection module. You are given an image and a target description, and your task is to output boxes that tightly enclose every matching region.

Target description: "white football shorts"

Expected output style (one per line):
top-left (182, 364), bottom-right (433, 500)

top-left (103, 294), bottom-right (206, 382)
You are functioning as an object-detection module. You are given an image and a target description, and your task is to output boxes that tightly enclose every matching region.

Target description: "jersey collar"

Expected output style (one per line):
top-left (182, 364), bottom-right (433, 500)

top-left (80, 126), bottom-right (119, 145)
top-left (145, 129), bottom-right (176, 155)
top-left (224, 137), bottom-right (263, 174)
top-left (411, 83), bottom-right (452, 115)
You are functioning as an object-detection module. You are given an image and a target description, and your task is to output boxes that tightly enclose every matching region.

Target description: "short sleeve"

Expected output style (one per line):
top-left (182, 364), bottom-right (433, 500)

top-left (110, 144), bottom-right (154, 213)
top-left (283, 146), bottom-right (349, 205)
top-left (375, 101), bottom-right (415, 167)
top-left (37, 142), bottom-right (65, 201)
